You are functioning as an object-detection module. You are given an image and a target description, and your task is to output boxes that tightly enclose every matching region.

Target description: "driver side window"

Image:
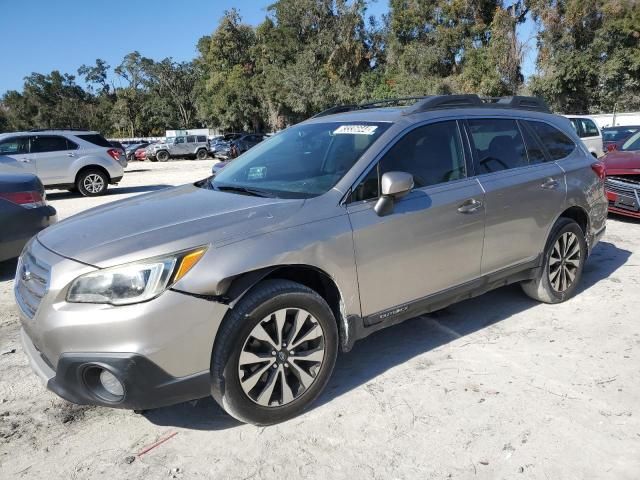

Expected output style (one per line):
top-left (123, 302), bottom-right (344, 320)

top-left (351, 120), bottom-right (466, 202)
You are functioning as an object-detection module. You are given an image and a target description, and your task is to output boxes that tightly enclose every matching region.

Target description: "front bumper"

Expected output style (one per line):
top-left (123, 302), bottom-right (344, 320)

top-left (21, 329), bottom-right (210, 409)
top-left (16, 239), bottom-right (230, 409)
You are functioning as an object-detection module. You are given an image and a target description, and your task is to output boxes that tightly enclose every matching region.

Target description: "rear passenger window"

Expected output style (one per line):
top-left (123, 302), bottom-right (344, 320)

top-left (519, 122), bottom-right (546, 164)
top-left (526, 121), bottom-right (576, 160)
top-left (467, 119), bottom-right (528, 173)
top-left (187, 136), bottom-right (196, 143)
top-left (197, 135), bottom-right (206, 142)
top-left (30, 135), bottom-right (70, 153)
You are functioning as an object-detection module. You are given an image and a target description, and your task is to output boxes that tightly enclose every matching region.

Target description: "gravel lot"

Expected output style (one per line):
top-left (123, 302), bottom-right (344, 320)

top-left (1, 160), bottom-right (639, 479)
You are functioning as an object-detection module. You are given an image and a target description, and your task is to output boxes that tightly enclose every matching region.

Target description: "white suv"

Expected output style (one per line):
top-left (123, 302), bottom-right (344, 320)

top-left (0, 130), bottom-right (126, 196)
top-left (565, 115), bottom-right (605, 158)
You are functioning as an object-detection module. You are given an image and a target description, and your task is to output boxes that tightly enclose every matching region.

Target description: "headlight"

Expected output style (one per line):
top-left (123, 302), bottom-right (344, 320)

top-left (67, 247), bottom-right (207, 305)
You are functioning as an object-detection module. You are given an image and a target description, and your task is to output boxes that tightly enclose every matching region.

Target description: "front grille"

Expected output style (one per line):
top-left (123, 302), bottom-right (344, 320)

top-left (605, 177), bottom-right (640, 197)
top-left (15, 248), bottom-right (50, 318)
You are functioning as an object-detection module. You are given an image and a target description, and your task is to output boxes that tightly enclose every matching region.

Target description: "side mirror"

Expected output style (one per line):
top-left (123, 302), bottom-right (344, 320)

top-left (374, 171), bottom-right (414, 216)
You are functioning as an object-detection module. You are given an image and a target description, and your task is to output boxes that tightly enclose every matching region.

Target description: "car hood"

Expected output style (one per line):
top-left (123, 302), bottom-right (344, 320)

top-left (603, 151), bottom-right (640, 174)
top-left (37, 183), bottom-right (304, 267)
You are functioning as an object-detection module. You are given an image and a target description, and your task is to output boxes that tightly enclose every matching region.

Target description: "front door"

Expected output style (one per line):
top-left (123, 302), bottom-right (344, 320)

top-left (347, 120), bottom-right (486, 318)
top-left (0, 136), bottom-right (36, 176)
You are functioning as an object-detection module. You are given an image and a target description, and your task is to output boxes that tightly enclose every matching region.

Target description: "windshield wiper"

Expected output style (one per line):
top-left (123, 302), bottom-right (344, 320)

top-left (215, 184), bottom-right (275, 198)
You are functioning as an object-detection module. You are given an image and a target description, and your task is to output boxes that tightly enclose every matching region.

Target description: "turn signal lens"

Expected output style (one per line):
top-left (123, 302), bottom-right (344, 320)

top-left (173, 248), bottom-right (207, 283)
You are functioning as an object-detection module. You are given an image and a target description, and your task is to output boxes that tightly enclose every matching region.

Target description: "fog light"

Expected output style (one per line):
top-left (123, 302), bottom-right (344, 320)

top-left (99, 369), bottom-right (124, 397)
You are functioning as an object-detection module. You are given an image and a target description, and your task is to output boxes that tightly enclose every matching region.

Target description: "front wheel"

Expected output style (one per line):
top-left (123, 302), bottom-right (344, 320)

top-left (76, 169), bottom-right (108, 197)
top-left (156, 150), bottom-right (170, 162)
top-left (211, 280), bottom-right (338, 425)
top-left (521, 218), bottom-right (587, 303)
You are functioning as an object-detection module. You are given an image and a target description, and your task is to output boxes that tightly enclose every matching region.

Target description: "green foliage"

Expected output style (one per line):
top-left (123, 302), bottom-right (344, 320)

top-left (529, 0), bottom-right (640, 113)
top-left (0, 0), bottom-right (637, 135)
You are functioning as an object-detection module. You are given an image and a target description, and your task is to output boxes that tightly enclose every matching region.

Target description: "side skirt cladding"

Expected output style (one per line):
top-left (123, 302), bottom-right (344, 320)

top-left (345, 259), bottom-right (541, 349)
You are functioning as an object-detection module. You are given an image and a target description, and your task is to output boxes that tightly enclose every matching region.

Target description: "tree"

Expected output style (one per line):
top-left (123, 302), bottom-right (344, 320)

top-left (527, 0), bottom-right (640, 113)
top-left (197, 9), bottom-right (263, 131)
top-left (144, 59), bottom-right (202, 128)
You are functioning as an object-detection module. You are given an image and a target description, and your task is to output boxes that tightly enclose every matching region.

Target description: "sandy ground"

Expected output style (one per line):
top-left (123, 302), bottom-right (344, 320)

top-left (1, 160), bottom-right (639, 479)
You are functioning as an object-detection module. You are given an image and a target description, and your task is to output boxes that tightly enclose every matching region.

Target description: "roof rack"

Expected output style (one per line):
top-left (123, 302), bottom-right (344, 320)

top-left (403, 95), bottom-right (550, 115)
top-left (312, 94), bottom-right (551, 118)
top-left (312, 97), bottom-right (429, 118)
top-left (28, 128), bottom-right (92, 132)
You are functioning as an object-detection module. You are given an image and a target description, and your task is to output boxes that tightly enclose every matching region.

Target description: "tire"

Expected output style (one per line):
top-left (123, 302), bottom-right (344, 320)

top-left (156, 150), bottom-right (170, 162)
top-left (211, 279), bottom-right (338, 425)
top-left (76, 169), bottom-right (108, 197)
top-left (521, 218), bottom-right (587, 303)
top-left (195, 149), bottom-right (208, 160)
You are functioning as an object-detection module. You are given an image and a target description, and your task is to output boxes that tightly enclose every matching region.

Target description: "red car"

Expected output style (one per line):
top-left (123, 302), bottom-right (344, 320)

top-left (603, 130), bottom-right (640, 219)
top-left (134, 147), bottom-right (147, 161)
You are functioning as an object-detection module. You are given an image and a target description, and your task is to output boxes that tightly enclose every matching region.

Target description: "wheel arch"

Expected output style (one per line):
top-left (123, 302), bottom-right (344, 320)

top-left (220, 264), bottom-right (350, 352)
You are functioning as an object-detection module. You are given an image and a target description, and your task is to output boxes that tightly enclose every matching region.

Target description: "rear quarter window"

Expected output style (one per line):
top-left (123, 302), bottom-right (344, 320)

top-left (76, 134), bottom-right (112, 148)
top-left (526, 121), bottom-right (576, 160)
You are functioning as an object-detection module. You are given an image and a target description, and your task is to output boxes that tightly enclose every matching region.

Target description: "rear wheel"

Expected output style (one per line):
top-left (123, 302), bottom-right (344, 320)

top-left (521, 218), bottom-right (586, 303)
top-left (211, 280), bottom-right (338, 425)
top-left (156, 150), bottom-right (170, 162)
top-left (195, 148), bottom-right (208, 160)
top-left (76, 169), bottom-right (108, 197)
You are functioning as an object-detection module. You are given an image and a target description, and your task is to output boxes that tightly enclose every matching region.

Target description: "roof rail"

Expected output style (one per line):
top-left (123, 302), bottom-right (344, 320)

top-left (28, 128), bottom-right (92, 132)
top-left (312, 94), bottom-right (551, 119)
top-left (487, 96), bottom-right (551, 113)
top-left (402, 95), bottom-right (484, 115)
top-left (312, 96), bottom-right (429, 118)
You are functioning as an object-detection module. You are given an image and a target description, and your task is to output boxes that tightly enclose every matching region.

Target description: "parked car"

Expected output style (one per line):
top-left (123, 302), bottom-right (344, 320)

top-left (147, 135), bottom-right (209, 162)
top-left (565, 115), bottom-right (604, 158)
top-left (0, 130), bottom-right (125, 196)
top-left (16, 95), bottom-right (607, 425)
top-left (211, 133), bottom-right (266, 159)
top-left (0, 173), bottom-right (56, 262)
top-left (603, 130), bottom-right (640, 219)
top-left (134, 147), bottom-right (148, 161)
top-left (602, 126), bottom-right (640, 152)
top-left (125, 142), bottom-right (150, 161)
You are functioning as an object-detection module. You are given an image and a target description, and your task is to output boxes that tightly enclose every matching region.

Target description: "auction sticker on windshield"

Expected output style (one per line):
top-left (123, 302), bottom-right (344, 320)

top-left (333, 125), bottom-right (378, 135)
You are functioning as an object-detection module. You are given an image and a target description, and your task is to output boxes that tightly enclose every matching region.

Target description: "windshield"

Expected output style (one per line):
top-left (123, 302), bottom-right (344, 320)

top-left (621, 131), bottom-right (640, 151)
top-left (211, 121), bottom-right (390, 198)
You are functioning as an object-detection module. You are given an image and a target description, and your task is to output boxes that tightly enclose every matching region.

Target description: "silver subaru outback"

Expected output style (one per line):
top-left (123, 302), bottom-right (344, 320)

top-left (16, 95), bottom-right (607, 425)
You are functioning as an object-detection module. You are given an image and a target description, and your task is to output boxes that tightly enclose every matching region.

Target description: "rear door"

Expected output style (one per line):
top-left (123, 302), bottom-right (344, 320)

top-left (30, 135), bottom-right (78, 185)
top-left (0, 136), bottom-right (36, 176)
top-left (465, 117), bottom-right (566, 274)
top-left (347, 120), bottom-right (486, 318)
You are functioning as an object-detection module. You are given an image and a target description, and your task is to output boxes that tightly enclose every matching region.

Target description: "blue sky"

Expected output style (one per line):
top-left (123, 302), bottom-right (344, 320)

top-left (0, 0), bottom-right (537, 95)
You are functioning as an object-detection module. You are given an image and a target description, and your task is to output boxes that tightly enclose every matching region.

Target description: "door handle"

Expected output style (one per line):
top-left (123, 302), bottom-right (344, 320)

top-left (457, 198), bottom-right (483, 214)
top-left (18, 158), bottom-right (31, 163)
top-left (541, 178), bottom-right (559, 189)
top-left (67, 153), bottom-right (75, 157)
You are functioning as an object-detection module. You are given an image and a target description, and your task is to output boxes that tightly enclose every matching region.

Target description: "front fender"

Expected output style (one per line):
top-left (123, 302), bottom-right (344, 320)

top-left (172, 214), bottom-right (361, 320)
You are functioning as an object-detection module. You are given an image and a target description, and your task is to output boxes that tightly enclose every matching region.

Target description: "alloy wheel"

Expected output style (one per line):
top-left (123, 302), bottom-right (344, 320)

top-left (548, 232), bottom-right (581, 293)
top-left (83, 174), bottom-right (105, 194)
top-left (238, 308), bottom-right (326, 407)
